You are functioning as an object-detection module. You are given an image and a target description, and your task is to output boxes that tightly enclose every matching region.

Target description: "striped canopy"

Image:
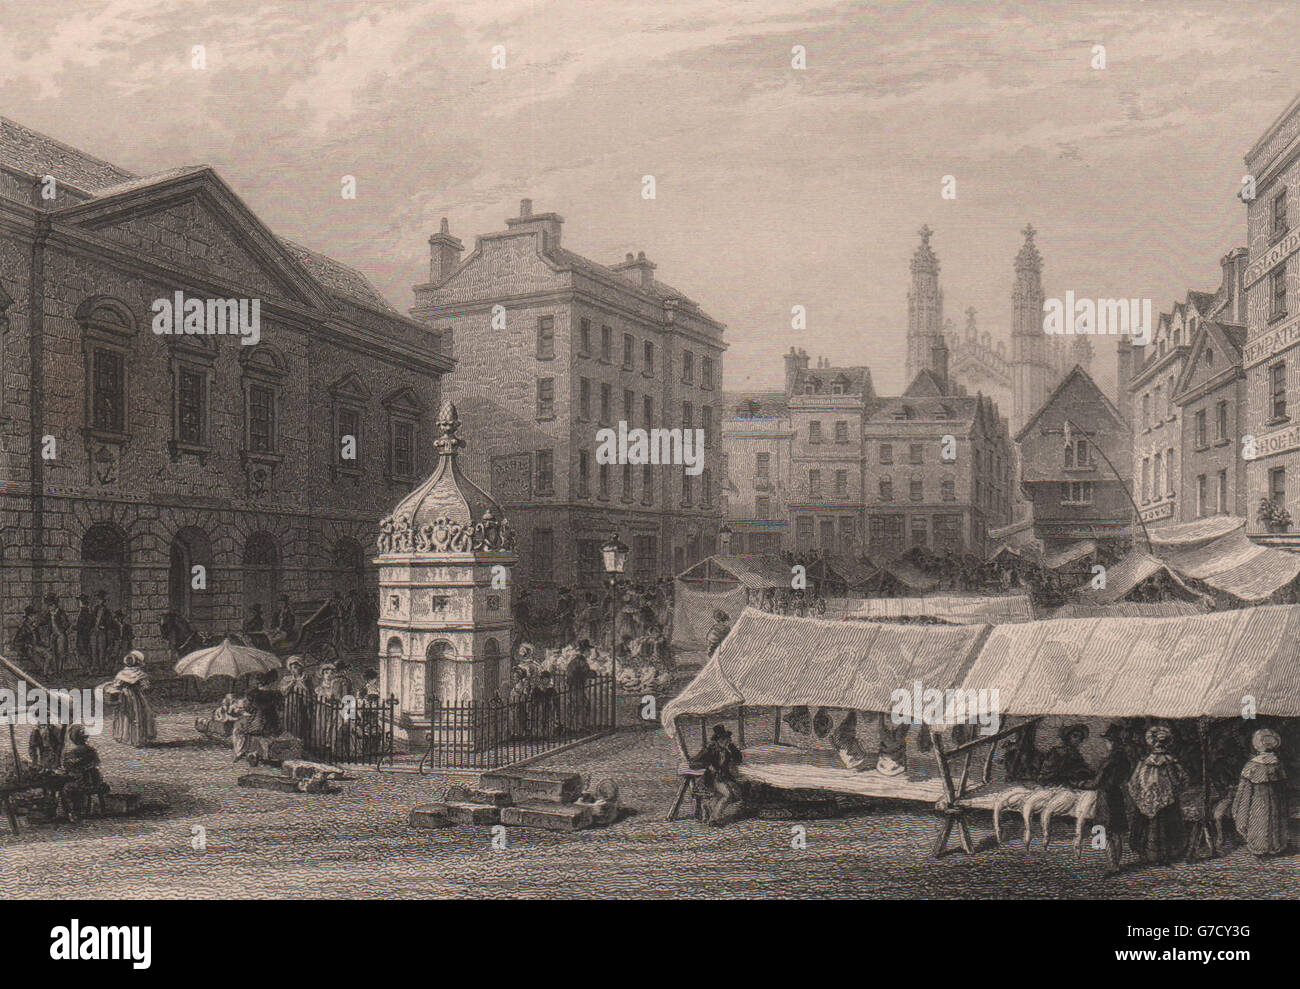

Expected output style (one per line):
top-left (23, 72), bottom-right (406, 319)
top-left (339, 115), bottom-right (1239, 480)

top-left (661, 608), bottom-right (990, 736)
top-left (954, 605), bottom-right (1300, 719)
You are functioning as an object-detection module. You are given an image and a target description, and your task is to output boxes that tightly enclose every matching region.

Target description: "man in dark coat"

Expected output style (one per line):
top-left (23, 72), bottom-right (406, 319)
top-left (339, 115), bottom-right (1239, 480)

top-left (689, 724), bottom-right (746, 825)
top-left (73, 594), bottom-right (93, 670)
top-left (43, 593), bottom-right (71, 676)
top-left (1084, 723), bottom-right (1132, 870)
top-left (1038, 724), bottom-right (1093, 787)
top-left (89, 590), bottom-right (112, 673)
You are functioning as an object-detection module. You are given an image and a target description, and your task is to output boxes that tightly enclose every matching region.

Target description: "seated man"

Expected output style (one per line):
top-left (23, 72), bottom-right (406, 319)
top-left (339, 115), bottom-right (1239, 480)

top-left (232, 673), bottom-right (283, 763)
top-left (196, 693), bottom-right (244, 741)
top-left (689, 724), bottom-right (747, 826)
top-left (1037, 723), bottom-right (1093, 787)
top-left (61, 725), bottom-right (107, 822)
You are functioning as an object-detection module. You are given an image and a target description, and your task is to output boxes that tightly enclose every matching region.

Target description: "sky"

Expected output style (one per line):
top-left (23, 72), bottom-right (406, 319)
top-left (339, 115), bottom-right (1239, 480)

top-left (3, 0), bottom-right (1300, 397)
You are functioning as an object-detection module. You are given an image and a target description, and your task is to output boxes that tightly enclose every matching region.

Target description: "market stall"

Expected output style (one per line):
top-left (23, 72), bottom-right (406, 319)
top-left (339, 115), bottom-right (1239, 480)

top-left (661, 609), bottom-right (996, 816)
top-left (945, 605), bottom-right (1300, 858)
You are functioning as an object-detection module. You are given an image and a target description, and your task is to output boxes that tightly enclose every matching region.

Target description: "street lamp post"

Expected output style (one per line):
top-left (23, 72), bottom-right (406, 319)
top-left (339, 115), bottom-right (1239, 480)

top-left (601, 532), bottom-right (629, 728)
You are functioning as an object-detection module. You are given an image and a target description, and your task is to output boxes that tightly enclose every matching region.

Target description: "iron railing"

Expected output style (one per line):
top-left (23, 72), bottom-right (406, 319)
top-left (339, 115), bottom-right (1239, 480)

top-left (418, 674), bottom-right (614, 771)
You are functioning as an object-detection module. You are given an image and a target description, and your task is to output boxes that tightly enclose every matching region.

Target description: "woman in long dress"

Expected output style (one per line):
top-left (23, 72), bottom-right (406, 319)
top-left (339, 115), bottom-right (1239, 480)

top-left (1127, 725), bottom-right (1187, 865)
top-left (103, 650), bottom-right (157, 747)
top-left (1232, 727), bottom-right (1289, 858)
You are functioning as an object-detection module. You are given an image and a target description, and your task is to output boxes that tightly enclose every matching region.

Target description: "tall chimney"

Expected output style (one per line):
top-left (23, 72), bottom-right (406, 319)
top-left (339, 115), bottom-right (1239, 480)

top-left (931, 337), bottom-right (949, 393)
top-left (1218, 247), bottom-right (1249, 324)
top-left (1116, 337), bottom-right (1134, 426)
top-left (783, 347), bottom-right (810, 394)
top-left (427, 217), bottom-right (464, 285)
top-left (613, 250), bottom-right (657, 289)
top-left (505, 198), bottom-right (563, 249)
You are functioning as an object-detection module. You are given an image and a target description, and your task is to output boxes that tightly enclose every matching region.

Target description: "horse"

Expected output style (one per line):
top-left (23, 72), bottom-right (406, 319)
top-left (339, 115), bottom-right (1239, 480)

top-left (159, 612), bottom-right (220, 659)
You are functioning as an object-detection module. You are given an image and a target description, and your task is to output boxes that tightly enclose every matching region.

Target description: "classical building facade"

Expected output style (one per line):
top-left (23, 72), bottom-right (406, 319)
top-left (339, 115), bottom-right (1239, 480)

top-left (1243, 92), bottom-right (1300, 546)
top-left (410, 200), bottom-right (726, 591)
top-left (0, 117), bottom-right (452, 661)
top-left (861, 361), bottom-right (1013, 560)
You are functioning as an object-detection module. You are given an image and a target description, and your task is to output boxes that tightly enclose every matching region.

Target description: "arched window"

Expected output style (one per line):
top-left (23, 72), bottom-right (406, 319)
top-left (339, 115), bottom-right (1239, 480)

top-left (240, 345), bottom-right (287, 457)
top-left (386, 636), bottom-right (404, 658)
top-left (81, 522), bottom-right (130, 613)
top-left (242, 531), bottom-right (280, 614)
top-left (483, 638), bottom-right (502, 700)
top-left (78, 297), bottom-right (136, 442)
top-left (426, 640), bottom-right (457, 706)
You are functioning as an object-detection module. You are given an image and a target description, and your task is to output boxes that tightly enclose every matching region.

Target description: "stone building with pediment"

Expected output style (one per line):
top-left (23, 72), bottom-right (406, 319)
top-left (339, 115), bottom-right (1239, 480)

top-left (0, 117), bottom-right (453, 663)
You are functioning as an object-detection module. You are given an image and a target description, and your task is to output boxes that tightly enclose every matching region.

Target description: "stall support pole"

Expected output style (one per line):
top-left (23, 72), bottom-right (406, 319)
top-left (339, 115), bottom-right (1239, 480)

top-left (1189, 717), bottom-right (1216, 861)
top-left (930, 734), bottom-right (974, 858)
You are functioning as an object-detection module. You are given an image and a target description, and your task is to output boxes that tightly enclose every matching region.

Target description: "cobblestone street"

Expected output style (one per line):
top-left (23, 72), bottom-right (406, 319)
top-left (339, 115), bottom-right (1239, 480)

top-left (1, 702), bottom-right (1296, 899)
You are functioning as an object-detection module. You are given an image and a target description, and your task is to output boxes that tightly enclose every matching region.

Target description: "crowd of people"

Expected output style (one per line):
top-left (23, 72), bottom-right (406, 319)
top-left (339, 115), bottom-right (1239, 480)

top-left (499, 641), bottom-right (599, 740)
top-left (11, 590), bottom-right (134, 677)
top-left (512, 579), bottom-right (675, 658)
top-left (1008, 719), bottom-right (1289, 867)
top-left (195, 656), bottom-right (385, 762)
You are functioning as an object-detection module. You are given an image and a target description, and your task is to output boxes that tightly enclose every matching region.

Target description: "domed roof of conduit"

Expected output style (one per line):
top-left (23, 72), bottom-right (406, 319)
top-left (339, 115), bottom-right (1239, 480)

top-left (377, 402), bottom-right (515, 556)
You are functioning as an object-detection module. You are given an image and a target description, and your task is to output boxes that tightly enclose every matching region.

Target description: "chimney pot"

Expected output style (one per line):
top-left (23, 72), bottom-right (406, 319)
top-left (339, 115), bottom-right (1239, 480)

top-left (626, 253), bottom-right (634, 262)
top-left (520, 198), bottom-right (533, 217)
top-left (637, 251), bottom-right (646, 260)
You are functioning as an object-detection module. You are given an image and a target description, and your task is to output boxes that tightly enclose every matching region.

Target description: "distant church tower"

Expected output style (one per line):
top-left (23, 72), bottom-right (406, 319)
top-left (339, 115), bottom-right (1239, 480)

top-left (1010, 223), bottom-right (1053, 432)
top-left (906, 225), bottom-right (944, 384)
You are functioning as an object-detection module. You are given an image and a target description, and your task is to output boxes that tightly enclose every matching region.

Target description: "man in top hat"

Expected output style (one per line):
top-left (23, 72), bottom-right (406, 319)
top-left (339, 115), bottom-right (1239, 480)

top-left (13, 606), bottom-right (51, 673)
top-left (1082, 723), bottom-right (1133, 870)
top-left (270, 594), bottom-right (297, 652)
top-left (689, 724), bottom-right (747, 825)
top-left (42, 592), bottom-right (70, 676)
top-left (1127, 724), bottom-right (1188, 865)
top-left (1038, 723), bottom-right (1093, 787)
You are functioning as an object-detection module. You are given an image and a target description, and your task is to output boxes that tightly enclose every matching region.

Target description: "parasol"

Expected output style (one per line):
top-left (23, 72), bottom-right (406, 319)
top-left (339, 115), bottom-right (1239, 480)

top-left (175, 638), bottom-right (281, 679)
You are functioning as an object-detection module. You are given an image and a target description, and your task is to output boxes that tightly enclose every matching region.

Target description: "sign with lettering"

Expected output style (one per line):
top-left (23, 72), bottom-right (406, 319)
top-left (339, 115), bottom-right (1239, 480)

top-left (1245, 228), bottom-right (1300, 287)
top-left (1244, 313), bottom-right (1300, 368)
top-left (491, 453), bottom-right (532, 503)
top-left (1255, 421), bottom-right (1300, 460)
top-left (1140, 502), bottom-right (1174, 523)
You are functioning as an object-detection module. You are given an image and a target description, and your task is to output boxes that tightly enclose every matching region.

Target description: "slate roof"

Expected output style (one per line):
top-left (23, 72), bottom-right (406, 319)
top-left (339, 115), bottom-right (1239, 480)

top-left (0, 116), bottom-right (400, 315)
top-left (0, 116), bottom-right (135, 192)
top-left (724, 391), bottom-right (788, 419)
